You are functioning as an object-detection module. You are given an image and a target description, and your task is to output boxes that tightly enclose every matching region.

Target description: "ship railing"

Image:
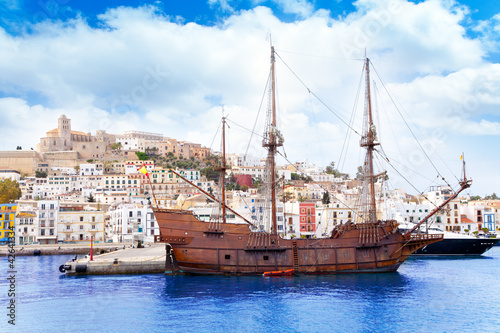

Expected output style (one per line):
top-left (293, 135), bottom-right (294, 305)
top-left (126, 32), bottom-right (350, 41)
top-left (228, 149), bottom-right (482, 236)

top-left (153, 208), bottom-right (193, 214)
top-left (410, 234), bottom-right (443, 241)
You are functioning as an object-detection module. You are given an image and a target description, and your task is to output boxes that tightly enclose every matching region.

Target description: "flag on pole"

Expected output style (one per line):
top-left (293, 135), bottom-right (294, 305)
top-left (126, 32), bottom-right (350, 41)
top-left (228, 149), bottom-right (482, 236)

top-left (460, 154), bottom-right (463, 160)
top-left (138, 164), bottom-right (149, 177)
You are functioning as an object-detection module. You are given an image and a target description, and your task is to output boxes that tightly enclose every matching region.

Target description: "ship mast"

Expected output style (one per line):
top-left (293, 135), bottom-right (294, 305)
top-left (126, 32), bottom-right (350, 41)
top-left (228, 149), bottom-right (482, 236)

top-left (262, 46), bottom-right (283, 235)
top-left (360, 57), bottom-right (379, 223)
top-left (220, 116), bottom-right (228, 223)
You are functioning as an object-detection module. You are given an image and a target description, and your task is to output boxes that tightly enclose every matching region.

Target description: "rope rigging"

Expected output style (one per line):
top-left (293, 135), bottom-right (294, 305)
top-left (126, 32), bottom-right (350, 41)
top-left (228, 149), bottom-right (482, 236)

top-left (369, 61), bottom-right (456, 189)
top-left (274, 51), bottom-right (362, 137)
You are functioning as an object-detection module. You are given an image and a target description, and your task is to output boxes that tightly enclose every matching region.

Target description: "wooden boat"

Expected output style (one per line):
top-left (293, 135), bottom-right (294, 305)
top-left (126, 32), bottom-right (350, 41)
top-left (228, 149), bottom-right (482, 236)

top-left (263, 269), bottom-right (295, 277)
top-left (153, 46), bottom-right (471, 275)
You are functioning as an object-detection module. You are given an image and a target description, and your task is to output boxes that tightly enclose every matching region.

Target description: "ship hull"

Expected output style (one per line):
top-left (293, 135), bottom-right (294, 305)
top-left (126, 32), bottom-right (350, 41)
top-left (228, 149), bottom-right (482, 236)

top-left (412, 237), bottom-right (499, 256)
top-left (154, 208), bottom-right (442, 275)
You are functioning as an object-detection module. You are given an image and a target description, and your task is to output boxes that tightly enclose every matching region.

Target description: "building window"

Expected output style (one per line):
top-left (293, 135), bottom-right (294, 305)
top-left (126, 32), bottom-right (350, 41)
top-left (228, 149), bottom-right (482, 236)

top-left (80, 216), bottom-right (84, 222)
top-left (80, 225), bottom-right (84, 230)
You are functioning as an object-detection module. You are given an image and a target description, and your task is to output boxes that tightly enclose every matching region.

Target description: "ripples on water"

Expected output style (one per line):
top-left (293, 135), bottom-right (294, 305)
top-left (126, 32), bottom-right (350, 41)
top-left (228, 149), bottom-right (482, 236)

top-left (2, 248), bottom-right (499, 332)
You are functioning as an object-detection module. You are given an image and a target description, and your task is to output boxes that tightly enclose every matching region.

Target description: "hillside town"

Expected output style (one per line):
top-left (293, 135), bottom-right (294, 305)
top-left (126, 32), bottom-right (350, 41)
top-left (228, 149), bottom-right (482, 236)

top-left (0, 115), bottom-right (498, 246)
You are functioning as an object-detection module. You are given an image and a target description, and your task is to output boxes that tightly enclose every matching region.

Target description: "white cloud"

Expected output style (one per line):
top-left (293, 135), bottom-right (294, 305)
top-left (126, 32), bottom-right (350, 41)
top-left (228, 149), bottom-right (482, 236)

top-left (0, 0), bottom-right (20, 10)
top-left (0, 1), bottom-right (498, 194)
top-left (208, 0), bottom-right (235, 14)
top-left (271, 0), bottom-right (314, 18)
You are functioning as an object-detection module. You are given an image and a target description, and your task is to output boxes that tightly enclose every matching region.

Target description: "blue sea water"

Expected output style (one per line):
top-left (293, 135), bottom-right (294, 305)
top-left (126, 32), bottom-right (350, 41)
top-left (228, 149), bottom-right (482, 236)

top-left (2, 247), bottom-right (500, 333)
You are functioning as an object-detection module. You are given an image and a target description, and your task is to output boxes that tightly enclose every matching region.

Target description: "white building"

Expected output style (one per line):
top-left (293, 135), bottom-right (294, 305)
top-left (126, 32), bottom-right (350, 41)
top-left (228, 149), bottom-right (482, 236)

top-left (125, 161), bottom-right (154, 175)
top-left (0, 168), bottom-right (21, 182)
top-left (95, 190), bottom-right (132, 205)
top-left (15, 207), bottom-right (37, 245)
top-left (79, 163), bottom-right (103, 176)
top-left (16, 200), bottom-right (59, 245)
top-left (58, 205), bottom-right (105, 242)
top-left (106, 203), bottom-right (159, 243)
top-left (116, 131), bottom-right (163, 151)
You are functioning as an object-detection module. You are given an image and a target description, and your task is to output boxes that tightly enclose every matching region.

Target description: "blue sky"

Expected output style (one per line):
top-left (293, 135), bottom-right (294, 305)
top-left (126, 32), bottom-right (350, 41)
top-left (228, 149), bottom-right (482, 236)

top-left (0, 0), bottom-right (499, 196)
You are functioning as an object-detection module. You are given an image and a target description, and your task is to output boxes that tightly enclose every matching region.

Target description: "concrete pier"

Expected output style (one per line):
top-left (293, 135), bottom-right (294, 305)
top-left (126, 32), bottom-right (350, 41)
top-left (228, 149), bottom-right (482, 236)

top-left (0, 243), bottom-right (129, 256)
top-left (60, 244), bottom-right (168, 275)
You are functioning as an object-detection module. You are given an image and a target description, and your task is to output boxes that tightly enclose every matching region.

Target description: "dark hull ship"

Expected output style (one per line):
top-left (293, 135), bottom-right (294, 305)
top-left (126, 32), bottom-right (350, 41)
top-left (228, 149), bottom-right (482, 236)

top-left (413, 234), bottom-right (499, 256)
top-left (153, 47), bottom-right (470, 275)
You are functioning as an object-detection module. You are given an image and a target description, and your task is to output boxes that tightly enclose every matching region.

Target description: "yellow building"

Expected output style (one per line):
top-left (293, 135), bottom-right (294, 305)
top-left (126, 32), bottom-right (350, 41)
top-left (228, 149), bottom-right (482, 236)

top-left (0, 203), bottom-right (17, 245)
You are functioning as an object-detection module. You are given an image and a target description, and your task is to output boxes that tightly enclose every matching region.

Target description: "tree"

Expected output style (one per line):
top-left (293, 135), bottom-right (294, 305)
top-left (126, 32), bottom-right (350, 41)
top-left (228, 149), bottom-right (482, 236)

top-left (111, 142), bottom-right (122, 151)
top-left (87, 193), bottom-right (96, 202)
top-left (253, 176), bottom-right (263, 189)
top-left (322, 191), bottom-right (331, 205)
top-left (0, 179), bottom-right (22, 203)
top-left (145, 146), bottom-right (159, 157)
top-left (291, 173), bottom-right (313, 182)
top-left (282, 192), bottom-right (293, 202)
top-left (136, 151), bottom-right (148, 160)
top-left (325, 161), bottom-right (338, 175)
top-left (35, 170), bottom-right (47, 178)
top-left (325, 161), bottom-right (349, 179)
top-left (355, 166), bottom-right (364, 181)
top-left (201, 166), bottom-right (219, 183)
top-left (484, 193), bottom-right (498, 200)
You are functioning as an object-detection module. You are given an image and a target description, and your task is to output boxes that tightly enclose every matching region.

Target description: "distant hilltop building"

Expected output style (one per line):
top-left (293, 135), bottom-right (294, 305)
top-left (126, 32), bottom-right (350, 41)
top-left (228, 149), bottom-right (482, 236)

top-left (0, 114), bottom-right (212, 176)
top-left (36, 114), bottom-right (116, 160)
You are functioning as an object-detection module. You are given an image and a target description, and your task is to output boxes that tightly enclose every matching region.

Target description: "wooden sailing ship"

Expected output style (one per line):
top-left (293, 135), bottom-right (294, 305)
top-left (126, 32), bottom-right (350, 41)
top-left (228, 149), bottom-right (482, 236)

top-left (152, 47), bottom-right (471, 275)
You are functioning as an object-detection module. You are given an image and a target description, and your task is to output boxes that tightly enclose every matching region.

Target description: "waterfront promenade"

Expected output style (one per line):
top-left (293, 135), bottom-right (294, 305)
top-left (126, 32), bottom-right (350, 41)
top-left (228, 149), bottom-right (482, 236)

top-left (0, 242), bottom-right (140, 256)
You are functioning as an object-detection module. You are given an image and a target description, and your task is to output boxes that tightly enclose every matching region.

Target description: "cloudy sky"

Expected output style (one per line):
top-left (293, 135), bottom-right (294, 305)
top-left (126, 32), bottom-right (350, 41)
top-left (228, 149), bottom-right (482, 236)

top-left (0, 0), bottom-right (499, 196)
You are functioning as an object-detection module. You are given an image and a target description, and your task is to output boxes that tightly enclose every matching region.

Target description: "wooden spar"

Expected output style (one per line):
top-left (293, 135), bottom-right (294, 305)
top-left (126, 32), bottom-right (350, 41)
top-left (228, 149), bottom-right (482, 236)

top-left (167, 168), bottom-right (256, 227)
top-left (405, 178), bottom-right (472, 236)
top-left (221, 117), bottom-right (227, 223)
top-left (361, 57), bottom-right (380, 222)
top-left (270, 46), bottom-right (278, 235)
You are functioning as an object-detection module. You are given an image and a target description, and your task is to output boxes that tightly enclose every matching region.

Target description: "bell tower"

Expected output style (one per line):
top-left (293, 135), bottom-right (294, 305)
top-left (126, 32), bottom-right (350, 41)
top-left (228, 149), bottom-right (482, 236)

top-left (58, 114), bottom-right (71, 140)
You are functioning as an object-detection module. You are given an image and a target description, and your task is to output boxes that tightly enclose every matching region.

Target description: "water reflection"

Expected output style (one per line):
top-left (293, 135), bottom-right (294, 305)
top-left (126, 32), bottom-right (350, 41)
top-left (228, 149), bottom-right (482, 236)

top-left (161, 272), bottom-right (412, 301)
